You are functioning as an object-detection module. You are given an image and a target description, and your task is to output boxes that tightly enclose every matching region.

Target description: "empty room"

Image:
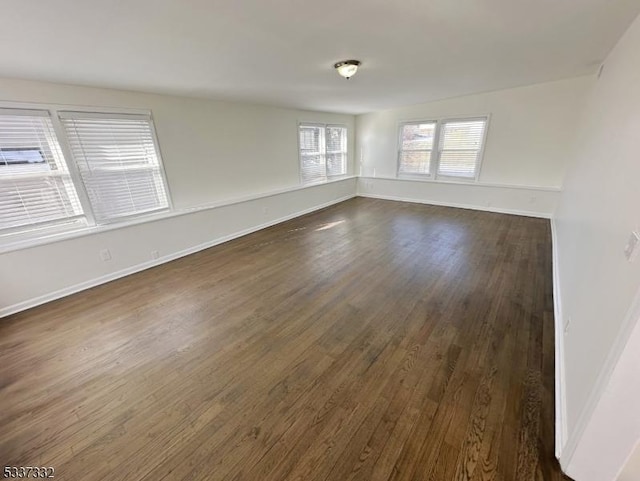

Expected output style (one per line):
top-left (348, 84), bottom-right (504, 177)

top-left (2, 1), bottom-right (640, 480)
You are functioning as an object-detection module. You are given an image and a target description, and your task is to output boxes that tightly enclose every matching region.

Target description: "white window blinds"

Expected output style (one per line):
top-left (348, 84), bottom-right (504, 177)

top-left (398, 117), bottom-right (488, 180)
top-left (0, 109), bottom-right (84, 233)
top-left (299, 125), bottom-right (325, 184)
top-left (59, 112), bottom-right (169, 223)
top-left (326, 126), bottom-right (347, 177)
top-left (398, 122), bottom-right (436, 175)
top-left (437, 119), bottom-right (487, 179)
top-left (299, 124), bottom-right (347, 184)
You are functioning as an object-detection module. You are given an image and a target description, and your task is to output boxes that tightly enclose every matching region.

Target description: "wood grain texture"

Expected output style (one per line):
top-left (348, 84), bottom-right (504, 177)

top-left (0, 198), bottom-right (571, 480)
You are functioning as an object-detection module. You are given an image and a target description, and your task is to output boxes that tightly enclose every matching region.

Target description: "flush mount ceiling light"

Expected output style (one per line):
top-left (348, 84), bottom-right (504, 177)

top-left (334, 60), bottom-right (361, 79)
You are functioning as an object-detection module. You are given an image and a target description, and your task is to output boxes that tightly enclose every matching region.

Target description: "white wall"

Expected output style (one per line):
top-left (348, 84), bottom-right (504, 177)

top-left (0, 78), bottom-right (355, 315)
top-left (357, 177), bottom-right (559, 218)
top-left (618, 441), bottom-right (640, 481)
top-left (563, 293), bottom-right (640, 481)
top-left (355, 76), bottom-right (593, 217)
top-left (554, 12), bottom-right (640, 480)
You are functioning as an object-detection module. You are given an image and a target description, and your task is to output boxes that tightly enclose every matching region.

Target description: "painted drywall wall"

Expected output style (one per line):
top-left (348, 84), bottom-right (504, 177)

top-left (357, 177), bottom-right (559, 218)
top-left (563, 292), bottom-right (640, 480)
top-left (356, 76), bottom-right (592, 186)
top-left (618, 441), bottom-right (640, 481)
top-left (0, 78), bottom-right (355, 313)
top-left (355, 76), bottom-right (593, 215)
top-left (553, 11), bottom-right (640, 480)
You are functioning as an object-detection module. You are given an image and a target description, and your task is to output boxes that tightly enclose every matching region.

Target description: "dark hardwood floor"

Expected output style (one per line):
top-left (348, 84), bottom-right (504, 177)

top-left (0, 198), bottom-right (568, 480)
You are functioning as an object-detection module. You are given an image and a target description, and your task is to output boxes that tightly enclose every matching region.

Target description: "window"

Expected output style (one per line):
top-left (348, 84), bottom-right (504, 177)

top-left (299, 124), bottom-right (347, 184)
top-left (60, 112), bottom-right (169, 223)
top-left (398, 122), bottom-right (436, 175)
top-left (437, 119), bottom-right (487, 179)
top-left (0, 109), bottom-right (84, 234)
top-left (398, 117), bottom-right (488, 180)
top-left (0, 106), bottom-right (170, 241)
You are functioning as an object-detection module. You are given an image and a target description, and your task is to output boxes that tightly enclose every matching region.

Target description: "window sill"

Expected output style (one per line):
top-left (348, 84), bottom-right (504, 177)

top-left (0, 175), bottom-right (357, 254)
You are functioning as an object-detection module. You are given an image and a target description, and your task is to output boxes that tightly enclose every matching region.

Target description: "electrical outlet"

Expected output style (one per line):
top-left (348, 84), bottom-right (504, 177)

top-left (262, 207), bottom-right (269, 214)
top-left (100, 249), bottom-right (111, 261)
top-left (529, 196), bottom-right (537, 204)
top-left (624, 231), bottom-right (640, 263)
top-left (151, 250), bottom-right (160, 260)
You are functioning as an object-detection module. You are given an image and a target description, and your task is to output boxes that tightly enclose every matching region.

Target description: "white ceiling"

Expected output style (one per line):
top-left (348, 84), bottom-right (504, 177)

top-left (1, 0), bottom-right (639, 114)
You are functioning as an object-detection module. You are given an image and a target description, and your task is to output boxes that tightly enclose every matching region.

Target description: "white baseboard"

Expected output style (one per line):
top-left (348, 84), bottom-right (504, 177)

top-left (551, 218), bottom-right (568, 460)
top-left (0, 194), bottom-right (355, 318)
top-left (357, 192), bottom-right (553, 219)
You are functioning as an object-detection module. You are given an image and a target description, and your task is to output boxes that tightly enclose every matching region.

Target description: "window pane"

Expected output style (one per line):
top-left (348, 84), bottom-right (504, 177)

top-left (299, 124), bottom-right (347, 183)
top-left (326, 126), bottom-right (345, 153)
top-left (399, 150), bottom-right (431, 175)
top-left (80, 168), bottom-right (166, 221)
top-left (301, 154), bottom-right (325, 183)
top-left (440, 120), bottom-right (485, 150)
top-left (300, 126), bottom-right (321, 154)
top-left (0, 176), bottom-right (81, 230)
top-left (61, 114), bottom-right (169, 223)
top-left (300, 125), bottom-right (325, 183)
top-left (0, 147), bottom-right (46, 166)
top-left (327, 153), bottom-right (345, 176)
top-left (438, 151), bottom-right (479, 177)
top-left (0, 110), bottom-right (84, 232)
top-left (438, 119), bottom-right (486, 178)
top-left (401, 123), bottom-right (436, 151)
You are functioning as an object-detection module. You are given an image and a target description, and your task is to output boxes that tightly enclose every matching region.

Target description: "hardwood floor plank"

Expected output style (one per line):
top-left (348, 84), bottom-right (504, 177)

top-left (0, 198), bottom-right (567, 481)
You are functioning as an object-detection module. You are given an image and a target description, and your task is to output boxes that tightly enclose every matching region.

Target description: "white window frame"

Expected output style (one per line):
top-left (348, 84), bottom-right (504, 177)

top-left (0, 101), bottom-right (172, 245)
top-left (397, 115), bottom-right (490, 182)
top-left (298, 122), bottom-right (348, 184)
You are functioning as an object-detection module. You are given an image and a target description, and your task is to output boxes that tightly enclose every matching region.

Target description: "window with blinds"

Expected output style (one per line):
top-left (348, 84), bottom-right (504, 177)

top-left (326, 126), bottom-right (347, 177)
top-left (299, 124), bottom-right (347, 184)
top-left (397, 117), bottom-right (488, 181)
top-left (0, 109), bottom-right (84, 234)
top-left (437, 119), bottom-right (487, 179)
top-left (398, 122), bottom-right (436, 175)
top-left (59, 112), bottom-right (170, 223)
top-left (0, 105), bottom-right (172, 243)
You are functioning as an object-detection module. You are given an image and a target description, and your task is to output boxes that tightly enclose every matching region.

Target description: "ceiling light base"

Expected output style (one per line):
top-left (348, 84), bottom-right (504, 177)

top-left (334, 60), bottom-right (361, 79)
